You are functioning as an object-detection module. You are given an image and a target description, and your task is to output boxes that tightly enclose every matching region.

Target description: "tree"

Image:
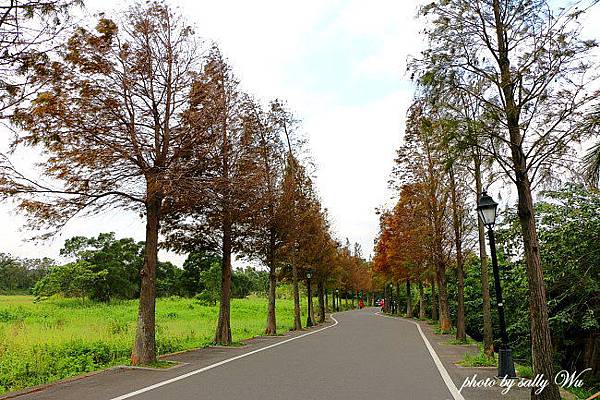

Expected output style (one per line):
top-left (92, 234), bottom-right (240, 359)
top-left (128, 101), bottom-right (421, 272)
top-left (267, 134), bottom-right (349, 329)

top-left (418, 1), bottom-right (599, 396)
top-left (242, 99), bottom-right (287, 335)
top-left (0, 2), bottom-right (209, 365)
top-left (583, 142), bottom-right (600, 187)
top-left (411, 68), bottom-right (497, 354)
top-left (295, 201), bottom-right (334, 325)
top-left (181, 250), bottom-right (220, 296)
top-left (448, 165), bottom-right (467, 341)
top-left (196, 262), bottom-right (222, 305)
top-left (0, 0), bottom-right (81, 117)
top-left (394, 102), bottom-right (453, 330)
top-left (581, 106), bottom-right (600, 187)
top-left (374, 183), bottom-right (432, 320)
top-left (277, 156), bottom-right (317, 330)
top-left (232, 267), bottom-right (268, 297)
top-left (373, 212), bottom-right (393, 313)
top-left (60, 232), bottom-right (143, 301)
top-left (272, 100), bottom-right (309, 331)
top-left (162, 48), bottom-right (262, 345)
top-left (32, 260), bottom-right (105, 301)
top-left (156, 261), bottom-right (183, 297)
top-left (496, 184), bottom-right (600, 381)
top-left (0, 253), bottom-right (52, 292)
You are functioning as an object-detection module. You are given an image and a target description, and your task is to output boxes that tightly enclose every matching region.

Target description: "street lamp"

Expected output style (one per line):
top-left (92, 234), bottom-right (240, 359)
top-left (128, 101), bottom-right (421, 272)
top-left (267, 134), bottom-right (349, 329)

top-left (306, 270), bottom-right (314, 327)
top-left (335, 289), bottom-right (340, 312)
top-left (477, 191), bottom-right (516, 378)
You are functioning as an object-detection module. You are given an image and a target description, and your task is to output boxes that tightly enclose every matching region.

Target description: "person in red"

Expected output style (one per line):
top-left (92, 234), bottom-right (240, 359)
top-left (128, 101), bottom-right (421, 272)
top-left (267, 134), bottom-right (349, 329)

top-left (380, 298), bottom-right (385, 312)
top-left (358, 298), bottom-right (364, 309)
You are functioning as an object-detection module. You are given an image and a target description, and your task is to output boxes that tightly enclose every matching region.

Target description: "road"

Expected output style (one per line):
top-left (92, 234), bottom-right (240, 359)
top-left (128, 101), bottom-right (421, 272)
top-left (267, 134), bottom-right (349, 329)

top-left (11, 308), bottom-right (460, 400)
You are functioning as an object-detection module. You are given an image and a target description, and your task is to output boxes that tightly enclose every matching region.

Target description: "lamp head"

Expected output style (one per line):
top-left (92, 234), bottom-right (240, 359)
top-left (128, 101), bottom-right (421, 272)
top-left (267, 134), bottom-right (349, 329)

top-left (477, 191), bottom-right (498, 227)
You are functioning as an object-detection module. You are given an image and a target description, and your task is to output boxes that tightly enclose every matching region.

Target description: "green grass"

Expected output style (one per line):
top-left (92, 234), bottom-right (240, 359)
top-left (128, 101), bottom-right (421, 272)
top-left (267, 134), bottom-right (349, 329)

top-left (142, 360), bottom-right (179, 369)
top-left (563, 386), bottom-right (597, 399)
top-left (514, 364), bottom-right (598, 399)
top-left (447, 337), bottom-right (477, 345)
top-left (458, 349), bottom-right (497, 367)
top-left (0, 295), bottom-right (303, 394)
top-left (516, 364), bottom-right (533, 378)
top-left (433, 325), bottom-right (456, 335)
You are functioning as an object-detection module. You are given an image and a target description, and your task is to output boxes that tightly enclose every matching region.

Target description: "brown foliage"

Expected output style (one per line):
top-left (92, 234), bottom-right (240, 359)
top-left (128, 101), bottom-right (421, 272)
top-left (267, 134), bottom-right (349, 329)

top-left (0, 2), bottom-right (208, 364)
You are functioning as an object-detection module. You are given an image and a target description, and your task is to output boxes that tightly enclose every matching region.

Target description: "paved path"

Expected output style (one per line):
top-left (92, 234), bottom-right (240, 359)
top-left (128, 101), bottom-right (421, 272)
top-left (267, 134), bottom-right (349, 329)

top-left (9, 308), bottom-right (458, 400)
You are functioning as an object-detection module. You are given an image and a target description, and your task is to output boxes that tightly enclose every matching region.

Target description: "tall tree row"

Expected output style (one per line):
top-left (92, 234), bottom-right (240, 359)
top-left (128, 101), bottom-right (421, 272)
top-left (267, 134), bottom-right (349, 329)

top-left (0, 1), bottom-right (349, 361)
top-left (408, 1), bottom-right (600, 398)
top-left (1, 3), bottom-right (211, 364)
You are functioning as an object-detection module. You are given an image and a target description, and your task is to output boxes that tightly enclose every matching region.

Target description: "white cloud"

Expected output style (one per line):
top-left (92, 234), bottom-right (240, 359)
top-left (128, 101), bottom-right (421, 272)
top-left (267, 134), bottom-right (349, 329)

top-left (0, 0), bottom-right (426, 263)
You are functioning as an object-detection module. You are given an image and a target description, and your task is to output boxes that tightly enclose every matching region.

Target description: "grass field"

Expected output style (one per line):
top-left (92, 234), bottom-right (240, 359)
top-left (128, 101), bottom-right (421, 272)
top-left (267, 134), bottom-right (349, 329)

top-left (0, 295), bottom-right (304, 394)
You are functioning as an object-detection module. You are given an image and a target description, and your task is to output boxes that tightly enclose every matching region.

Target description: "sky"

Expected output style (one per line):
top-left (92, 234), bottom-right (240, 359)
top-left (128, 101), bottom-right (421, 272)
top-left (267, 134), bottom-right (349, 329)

top-left (0, 0), bottom-right (424, 266)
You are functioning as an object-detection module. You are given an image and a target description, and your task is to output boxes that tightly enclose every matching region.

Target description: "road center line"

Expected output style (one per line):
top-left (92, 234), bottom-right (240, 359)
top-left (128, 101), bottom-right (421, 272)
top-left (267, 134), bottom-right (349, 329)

top-left (374, 312), bottom-right (466, 400)
top-left (108, 315), bottom-right (339, 400)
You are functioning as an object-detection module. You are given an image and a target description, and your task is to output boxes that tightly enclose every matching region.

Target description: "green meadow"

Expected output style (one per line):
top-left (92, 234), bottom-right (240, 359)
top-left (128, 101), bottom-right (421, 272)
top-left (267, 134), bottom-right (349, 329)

top-left (0, 295), bottom-right (302, 394)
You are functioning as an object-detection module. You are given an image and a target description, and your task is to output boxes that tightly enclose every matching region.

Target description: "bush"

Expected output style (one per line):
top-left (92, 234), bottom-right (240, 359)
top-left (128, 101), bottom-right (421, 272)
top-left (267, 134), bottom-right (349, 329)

top-left (32, 261), bottom-right (107, 301)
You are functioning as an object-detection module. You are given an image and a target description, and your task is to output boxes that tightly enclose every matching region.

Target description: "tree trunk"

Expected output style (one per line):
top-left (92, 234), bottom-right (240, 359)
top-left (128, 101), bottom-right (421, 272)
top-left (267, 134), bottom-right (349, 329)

top-left (449, 167), bottom-right (466, 341)
top-left (292, 263), bottom-right (302, 330)
top-left (431, 278), bottom-right (438, 321)
top-left (406, 279), bottom-right (412, 318)
top-left (317, 279), bottom-right (325, 323)
top-left (214, 220), bottom-right (233, 345)
top-left (383, 285), bottom-right (388, 313)
top-left (437, 265), bottom-right (451, 331)
top-left (491, 2), bottom-right (559, 397)
top-left (438, 279), bottom-right (443, 323)
top-left (455, 258), bottom-right (466, 341)
top-left (474, 154), bottom-right (494, 357)
top-left (265, 233), bottom-right (277, 335)
top-left (518, 176), bottom-right (559, 400)
top-left (324, 288), bottom-right (328, 313)
top-left (419, 280), bottom-right (425, 319)
top-left (331, 289), bottom-right (336, 311)
top-left (131, 192), bottom-right (161, 365)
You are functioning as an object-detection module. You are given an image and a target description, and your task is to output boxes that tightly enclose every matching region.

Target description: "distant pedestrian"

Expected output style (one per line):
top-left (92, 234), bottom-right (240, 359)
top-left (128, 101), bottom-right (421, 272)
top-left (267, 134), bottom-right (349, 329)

top-left (358, 299), bottom-right (364, 309)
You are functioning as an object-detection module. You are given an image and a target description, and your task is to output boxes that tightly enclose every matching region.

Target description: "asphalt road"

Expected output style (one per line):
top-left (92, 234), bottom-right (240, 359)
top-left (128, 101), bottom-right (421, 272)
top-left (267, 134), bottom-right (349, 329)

top-left (12, 308), bottom-right (457, 400)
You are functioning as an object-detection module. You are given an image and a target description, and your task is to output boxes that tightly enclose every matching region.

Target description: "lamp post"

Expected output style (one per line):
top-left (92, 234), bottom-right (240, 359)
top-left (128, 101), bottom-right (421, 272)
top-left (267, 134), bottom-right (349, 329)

top-left (477, 191), bottom-right (516, 378)
top-left (389, 282), bottom-right (394, 314)
top-left (306, 270), bottom-right (314, 327)
top-left (335, 289), bottom-right (339, 312)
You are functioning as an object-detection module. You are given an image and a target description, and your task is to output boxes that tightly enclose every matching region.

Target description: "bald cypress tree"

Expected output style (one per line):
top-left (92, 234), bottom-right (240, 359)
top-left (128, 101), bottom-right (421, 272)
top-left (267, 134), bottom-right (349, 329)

top-left (417, 1), bottom-right (599, 397)
top-left (0, 3), bottom-right (208, 365)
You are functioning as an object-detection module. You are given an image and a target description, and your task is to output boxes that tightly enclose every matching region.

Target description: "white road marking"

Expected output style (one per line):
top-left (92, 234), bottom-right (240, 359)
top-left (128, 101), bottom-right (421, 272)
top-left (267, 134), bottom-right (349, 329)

top-left (375, 312), bottom-right (466, 400)
top-left (108, 315), bottom-right (339, 400)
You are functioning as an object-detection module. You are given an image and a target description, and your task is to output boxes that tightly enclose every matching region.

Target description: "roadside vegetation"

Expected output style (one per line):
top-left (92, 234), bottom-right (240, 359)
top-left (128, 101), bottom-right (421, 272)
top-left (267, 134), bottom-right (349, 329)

top-left (0, 229), bottom-right (370, 394)
top-left (0, 295), bottom-right (301, 394)
top-left (0, 1), bottom-right (599, 399)
top-left (371, 0), bottom-right (600, 396)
